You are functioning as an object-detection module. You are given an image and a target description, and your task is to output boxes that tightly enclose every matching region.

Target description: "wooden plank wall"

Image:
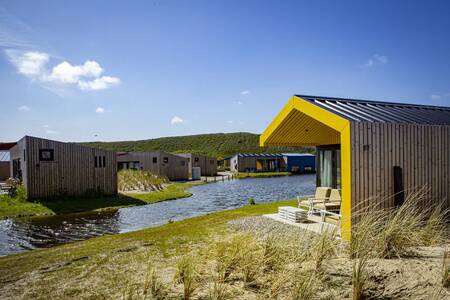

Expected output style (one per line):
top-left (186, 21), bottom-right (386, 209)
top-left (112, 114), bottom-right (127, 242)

top-left (351, 122), bottom-right (450, 219)
top-left (24, 136), bottom-right (117, 199)
top-left (117, 151), bottom-right (189, 181)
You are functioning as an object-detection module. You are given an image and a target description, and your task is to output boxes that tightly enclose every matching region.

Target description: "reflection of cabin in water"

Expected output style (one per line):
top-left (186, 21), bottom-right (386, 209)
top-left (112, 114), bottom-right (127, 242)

top-left (5, 136), bottom-right (117, 199)
top-left (230, 153), bottom-right (286, 172)
top-left (117, 151), bottom-right (189, 181)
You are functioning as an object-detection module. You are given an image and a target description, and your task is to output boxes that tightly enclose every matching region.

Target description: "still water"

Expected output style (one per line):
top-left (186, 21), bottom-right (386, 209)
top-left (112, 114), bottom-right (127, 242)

top-left (0, 175), bottom-right (315, 256)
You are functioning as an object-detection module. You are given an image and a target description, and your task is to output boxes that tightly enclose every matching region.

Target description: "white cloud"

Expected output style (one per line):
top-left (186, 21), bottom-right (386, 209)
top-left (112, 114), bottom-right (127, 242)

top-left (4, 50), bottom-right (120, 92)
top-left (430, 94), bottom-right (442, 100)
top-left (170, 116), bottom-right (184, 125)
top-left (240, 90), bottom-right (250, 95)
top-left (364, 54), bottom-right (388, 67)
top-left (47, 60), bottom-right (103, 84)
top-left (45, 129), bottom-right (57, 134)
top-left (226, 120), bottom-right (234, 124)
top-left (43, 124), bottom-right (49, 128)
top-left (233, 100), bottom-right (243, 105)
top-left (6, 50), bottom-right (49, 76)
top-left (78, 76), bottom-right (120, 90)
top-left (18, 105), bottom-right (30, 111)
top-left (95, 107), bottom-right (105, 114)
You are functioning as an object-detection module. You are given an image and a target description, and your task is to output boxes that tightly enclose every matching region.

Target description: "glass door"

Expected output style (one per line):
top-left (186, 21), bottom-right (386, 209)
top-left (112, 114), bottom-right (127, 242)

top-left (317, 145), bottom-right (341, 189)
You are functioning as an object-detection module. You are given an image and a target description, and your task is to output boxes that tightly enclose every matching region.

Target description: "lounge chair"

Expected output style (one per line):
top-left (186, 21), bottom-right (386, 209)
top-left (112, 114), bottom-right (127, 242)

top-left (314, 189), bottom-right (341, 213)
top-left (298, 187), bottom-right (331, 214)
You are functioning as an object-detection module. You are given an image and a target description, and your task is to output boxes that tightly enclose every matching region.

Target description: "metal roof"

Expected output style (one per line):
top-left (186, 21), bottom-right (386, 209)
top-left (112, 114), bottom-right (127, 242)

top-left (296, 95), bottom-right (450, 125)
top-left (237, 153), bottom-right (284, 158)
top-left (282, 153), bottom-right (315, 157)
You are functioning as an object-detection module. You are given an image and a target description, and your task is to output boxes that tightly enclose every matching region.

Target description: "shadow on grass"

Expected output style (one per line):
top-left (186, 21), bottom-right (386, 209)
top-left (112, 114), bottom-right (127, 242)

top-left (37, 194), bottom-right (147, 215)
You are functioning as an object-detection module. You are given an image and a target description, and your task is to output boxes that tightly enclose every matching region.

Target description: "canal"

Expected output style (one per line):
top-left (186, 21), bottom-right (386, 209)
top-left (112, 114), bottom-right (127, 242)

top-left (0, 174), bottom-right (315, 256)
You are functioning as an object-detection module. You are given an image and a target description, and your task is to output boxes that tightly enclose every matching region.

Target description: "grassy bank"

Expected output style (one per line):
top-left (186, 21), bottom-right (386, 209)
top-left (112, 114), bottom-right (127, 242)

top-left (0, 194), bottom-right (447, 299)
top-left (236, 171), bottom-right (292, 179)
top-left (0, 182), bottom-right (195, 219)
top-left (0, 200), bottom-right (296, 299)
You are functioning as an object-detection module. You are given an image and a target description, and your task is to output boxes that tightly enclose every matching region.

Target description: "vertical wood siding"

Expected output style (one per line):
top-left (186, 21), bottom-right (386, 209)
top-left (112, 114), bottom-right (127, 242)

top-left (20, 136), bottom-right (117, 199)
top-left (351, 122), bottom-right (450, 218)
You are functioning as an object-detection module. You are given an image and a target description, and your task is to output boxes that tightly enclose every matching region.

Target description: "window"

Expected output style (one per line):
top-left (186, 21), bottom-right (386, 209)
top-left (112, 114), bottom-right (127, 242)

top-left (103, 156), bottom-right (106, 167)
top-left (152, 157), bottom-right (157, 163)
top-left (95, 155), bottom-right (107, 168)
top-left (194, 157), bottom-right (199, 162)
top-left (39, 149), bottom-right (54, 161)
top-left (95, 156), bottom-right (98, 168)
top-left (163, 157), bottom-right (169, 163)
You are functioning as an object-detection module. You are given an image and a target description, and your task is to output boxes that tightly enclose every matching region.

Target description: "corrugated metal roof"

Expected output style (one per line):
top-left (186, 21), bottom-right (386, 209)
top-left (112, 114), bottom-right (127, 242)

top-left (282, 153), bottom-right (315, 157)
top-left (296, 95), bottom-right (450, 125)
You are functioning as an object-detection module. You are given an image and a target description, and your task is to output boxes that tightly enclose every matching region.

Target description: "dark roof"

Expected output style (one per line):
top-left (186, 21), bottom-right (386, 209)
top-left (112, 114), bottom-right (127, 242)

top-left (0, 142), bottom-right (17, 151)
top-left (296, 95), bottom-right (450, 125)
top-left (236, 153), bottom-right (284, 158)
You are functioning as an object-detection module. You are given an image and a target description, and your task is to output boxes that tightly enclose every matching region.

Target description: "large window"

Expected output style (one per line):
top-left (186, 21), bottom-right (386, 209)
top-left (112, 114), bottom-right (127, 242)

top-left (317, 145), bottom-right (341, 189)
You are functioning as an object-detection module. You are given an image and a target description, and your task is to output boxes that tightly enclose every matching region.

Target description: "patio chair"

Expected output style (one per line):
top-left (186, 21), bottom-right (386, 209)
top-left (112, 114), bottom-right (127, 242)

top-left (314, 189), bottom-right (341, 213)
top-left (298, 187), bottom-right (331, 214)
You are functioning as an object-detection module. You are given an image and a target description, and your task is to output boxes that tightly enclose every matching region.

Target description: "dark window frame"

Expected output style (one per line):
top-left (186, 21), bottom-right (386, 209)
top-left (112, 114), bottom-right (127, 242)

top-left (163, 157), bottom-right (169, 163)
top-left (152, 157), bottom-right (157, 164)
top-left (39, 149), bottom-right (54, 161)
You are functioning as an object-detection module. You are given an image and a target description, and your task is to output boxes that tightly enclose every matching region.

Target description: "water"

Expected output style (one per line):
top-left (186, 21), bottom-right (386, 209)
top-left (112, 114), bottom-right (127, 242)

top-left (0, 175), bottom-right (315, 256)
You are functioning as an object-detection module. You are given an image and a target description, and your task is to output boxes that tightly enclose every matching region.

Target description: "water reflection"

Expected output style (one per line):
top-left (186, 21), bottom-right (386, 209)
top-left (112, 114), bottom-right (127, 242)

top-left (0, 175), bottom-right (315, 256)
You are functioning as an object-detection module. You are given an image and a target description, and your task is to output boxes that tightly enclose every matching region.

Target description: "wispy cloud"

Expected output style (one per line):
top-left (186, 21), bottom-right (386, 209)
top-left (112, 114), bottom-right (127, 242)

top-left (430, 94), bottom-right (442, 100)
top-left (18, 105), bottom-right (30, 111)
top-left (233, 100), bottom-right (243, 105)
top-left (95, 107), bottom-right (105, 114)
top-left (226, 120), bottom-right (234, 124)
top-left (170, 116), bottom-right (184, 125)
top-left (240, 90), bottom-right (250, 95)
top-left (45, 129), bottom-right (57, 135)
top-left (363, 54), bottom-right (388, 67)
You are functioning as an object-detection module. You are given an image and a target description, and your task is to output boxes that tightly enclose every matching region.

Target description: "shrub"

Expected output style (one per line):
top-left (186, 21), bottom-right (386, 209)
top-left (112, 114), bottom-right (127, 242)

top-left (143, 265), bottom-right (165, 299)
top-left (247, 197), bottom-right (256, 205)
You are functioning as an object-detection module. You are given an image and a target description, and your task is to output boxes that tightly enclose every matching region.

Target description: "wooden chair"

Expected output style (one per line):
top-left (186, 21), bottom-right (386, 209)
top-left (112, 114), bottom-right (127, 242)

top-left (298, 187), bottom-right (331, 214)
top-left (314, 189), bottom-right (341, 213)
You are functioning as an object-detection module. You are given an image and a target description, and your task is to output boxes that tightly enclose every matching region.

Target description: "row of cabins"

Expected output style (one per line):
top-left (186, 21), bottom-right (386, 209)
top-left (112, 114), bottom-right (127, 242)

top-left (0, 136), bottom-right (218, 199)
top-left (229, 153), bottom-right (315, 173)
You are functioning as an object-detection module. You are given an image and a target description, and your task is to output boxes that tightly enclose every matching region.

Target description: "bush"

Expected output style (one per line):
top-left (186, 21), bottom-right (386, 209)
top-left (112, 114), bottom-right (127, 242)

top-left (174, 255), bottom-right (199, 300)
top-left (247, 198), bottom-right (256, 205)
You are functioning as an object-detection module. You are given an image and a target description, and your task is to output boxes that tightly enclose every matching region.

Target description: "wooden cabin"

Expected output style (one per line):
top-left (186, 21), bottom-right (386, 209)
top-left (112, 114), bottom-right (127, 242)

top-left (117, 151), bottom-right (189, 181)
top-left (9, 136), bottom-right (117, 199)
top-left (260, 95), bottom-right (450, 240)
top-left (177, 153), bottom-right (217, 177)
top-left (230, 153), bottom-right (287, 173)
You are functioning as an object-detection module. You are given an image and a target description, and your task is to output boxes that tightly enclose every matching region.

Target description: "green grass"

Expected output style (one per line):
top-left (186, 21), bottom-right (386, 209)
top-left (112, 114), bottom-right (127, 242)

top-left (236, 172), bottom-right (292, 179)
top-left (0, 183), bottom-right (195, 219)
top-left (82, 132), bottom-right (312, 158)
top-left (0, 199), bottom-right (297, 298)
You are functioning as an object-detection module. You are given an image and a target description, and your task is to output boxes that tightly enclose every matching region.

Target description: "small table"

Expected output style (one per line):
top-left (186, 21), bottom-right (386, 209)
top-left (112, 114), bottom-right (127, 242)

top-left (278, 206), bottom-right (308, 223)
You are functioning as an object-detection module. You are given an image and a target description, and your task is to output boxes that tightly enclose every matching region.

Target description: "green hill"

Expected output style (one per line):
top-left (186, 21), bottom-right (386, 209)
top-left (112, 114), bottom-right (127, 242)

top-left (82, 132), bottom-right (312, 159)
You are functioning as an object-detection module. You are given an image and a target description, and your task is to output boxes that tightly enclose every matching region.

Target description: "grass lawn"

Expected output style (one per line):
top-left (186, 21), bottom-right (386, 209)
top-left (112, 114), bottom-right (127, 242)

top-left (0, 200), bottom-right (296, 299)
top-left (0, 182), bottom-right (196, 219)
top-left (236, 171), bottom-right (292, 178)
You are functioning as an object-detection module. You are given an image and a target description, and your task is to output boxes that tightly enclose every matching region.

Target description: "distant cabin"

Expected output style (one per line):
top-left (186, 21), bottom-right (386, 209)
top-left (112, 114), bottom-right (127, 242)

top-left (177, 153), bottom-right (217, 177)
top-left (117, 151), bottom-right (189, 181)
top-left (7, 136), bottom-right (117, 199)
top-left (230, 153), bottom-right (286, 173)
top-left (283, 153), bottom-right (316, 173)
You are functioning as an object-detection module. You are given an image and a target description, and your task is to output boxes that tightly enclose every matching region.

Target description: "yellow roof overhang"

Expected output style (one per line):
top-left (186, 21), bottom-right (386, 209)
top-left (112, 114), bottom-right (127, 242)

top-left (260, 96), bottom-right (349, 147)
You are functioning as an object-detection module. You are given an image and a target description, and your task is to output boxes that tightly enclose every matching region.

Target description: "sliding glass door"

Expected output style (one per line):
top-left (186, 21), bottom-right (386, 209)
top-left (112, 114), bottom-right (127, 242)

top-left (317, 145), bottom-right (341, 189)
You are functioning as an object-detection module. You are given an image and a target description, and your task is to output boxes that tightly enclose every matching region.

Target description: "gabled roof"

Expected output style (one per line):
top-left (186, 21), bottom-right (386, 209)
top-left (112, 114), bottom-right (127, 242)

top-left (297, 95), bottom-right (450, 125)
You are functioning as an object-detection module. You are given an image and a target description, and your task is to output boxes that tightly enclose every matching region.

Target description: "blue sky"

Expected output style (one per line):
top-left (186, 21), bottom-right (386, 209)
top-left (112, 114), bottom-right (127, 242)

top-left (1, 0), bottom-right (449, 142)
